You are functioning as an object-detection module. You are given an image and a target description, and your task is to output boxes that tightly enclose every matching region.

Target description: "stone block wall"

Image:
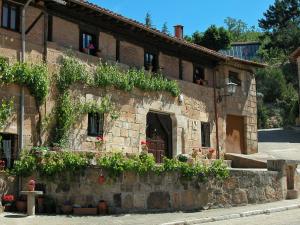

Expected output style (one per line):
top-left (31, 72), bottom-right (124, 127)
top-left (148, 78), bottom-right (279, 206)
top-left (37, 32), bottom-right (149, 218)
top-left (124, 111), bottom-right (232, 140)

top-left (20, 168), bottom-right (285, 213)
top-left (0, 2), bottom-right (259, 156)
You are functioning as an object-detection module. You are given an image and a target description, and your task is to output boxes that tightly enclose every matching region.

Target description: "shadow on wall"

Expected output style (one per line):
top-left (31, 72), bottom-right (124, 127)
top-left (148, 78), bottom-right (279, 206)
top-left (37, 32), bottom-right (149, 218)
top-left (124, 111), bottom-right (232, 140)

top-left (258, 129), bottom-right (300, 143)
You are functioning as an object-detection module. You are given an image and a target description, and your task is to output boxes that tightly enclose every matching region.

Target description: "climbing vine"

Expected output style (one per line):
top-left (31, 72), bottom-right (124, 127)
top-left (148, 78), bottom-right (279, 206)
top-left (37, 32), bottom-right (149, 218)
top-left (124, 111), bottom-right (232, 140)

top-left (0, 57), bottom-right (49, 105)
top-left (53, 92), bottom-right (119, 146)
top-left (0, 98), bottom-right (14, 129)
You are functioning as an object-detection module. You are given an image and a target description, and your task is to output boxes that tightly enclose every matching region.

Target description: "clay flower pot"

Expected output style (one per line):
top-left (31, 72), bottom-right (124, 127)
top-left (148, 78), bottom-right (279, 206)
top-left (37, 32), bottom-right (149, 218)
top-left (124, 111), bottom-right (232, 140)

top-left (98, 174), bottom-right (105, 185)
top-left (98, 200), bottom-right (108, 215)
top-left (16, 200), bottom-right (27, 212)
top-left (28, 179), bottom-right (36, 191)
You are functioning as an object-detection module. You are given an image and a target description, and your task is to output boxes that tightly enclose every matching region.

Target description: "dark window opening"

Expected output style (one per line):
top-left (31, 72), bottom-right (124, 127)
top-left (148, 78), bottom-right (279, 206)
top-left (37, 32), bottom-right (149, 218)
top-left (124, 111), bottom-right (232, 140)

top-left (144, 51), bottom-right (158, 72)
top-left (0, 133), bottom-right (18, 169)
top-left (1, 2), bottom-right (20, 31)
top-left (88, 113), bottom-right (104, 137)
top-left (201, 122), bottom-right (210, 147)
top-left (80, 31), bottom-right (97, 56)
top-left (229, 71), bottom-right (241, 86)
top-left (194, 66), bottom-right (206, 85)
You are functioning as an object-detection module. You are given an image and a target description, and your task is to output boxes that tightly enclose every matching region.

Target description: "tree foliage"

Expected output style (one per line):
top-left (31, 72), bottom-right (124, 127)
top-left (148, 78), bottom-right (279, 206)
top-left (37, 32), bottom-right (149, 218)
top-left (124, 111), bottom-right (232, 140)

top-left (224, 17), bottom-right (261, 42)
top-left (145, 12), bottom-right (153, 28)
top-left (161, 22), bottom-right (170, 35)
top-left (259, 0), bottom-right (300, 55)
top-left (185, 25), bottom-right (230, 51)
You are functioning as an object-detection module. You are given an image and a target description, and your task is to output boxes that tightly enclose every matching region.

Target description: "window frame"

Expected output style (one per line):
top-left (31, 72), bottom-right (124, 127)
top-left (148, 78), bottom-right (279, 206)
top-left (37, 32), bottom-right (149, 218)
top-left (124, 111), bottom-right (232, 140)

top-left (228, 71), bottom-right (242, 86)
top-left (201, 122), bottom-right (211, 148)
top-left (79, 30), bottom-right (98, 56)
top-left (193, 64), bottom-right (205, 85)
top-left (144, 49), bottom-right (158, 73)
top-left (1, 1), bottom-right (20, 32)
top-left (87, 112), bottom-right (104, 137)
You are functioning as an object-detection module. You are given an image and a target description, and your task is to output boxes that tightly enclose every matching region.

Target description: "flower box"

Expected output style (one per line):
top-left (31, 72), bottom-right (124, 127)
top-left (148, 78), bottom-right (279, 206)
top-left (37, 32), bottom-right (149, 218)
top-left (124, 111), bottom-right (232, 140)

top-left (73, 207), bottom-right (97, 215)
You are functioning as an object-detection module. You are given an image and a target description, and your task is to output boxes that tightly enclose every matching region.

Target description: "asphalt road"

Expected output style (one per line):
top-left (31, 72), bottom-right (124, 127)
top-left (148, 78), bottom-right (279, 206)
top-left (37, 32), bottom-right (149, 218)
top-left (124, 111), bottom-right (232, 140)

top-left (258, 128), bottom-right (300, 160)
top-left (210, 208), bottom-right (300, 225)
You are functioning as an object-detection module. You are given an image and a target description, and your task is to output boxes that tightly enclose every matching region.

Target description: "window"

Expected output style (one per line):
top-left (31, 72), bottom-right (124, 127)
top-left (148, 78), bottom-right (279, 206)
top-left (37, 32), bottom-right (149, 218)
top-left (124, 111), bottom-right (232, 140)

top-left (194, 65), bottom-right (205, 85)
top-left (80, 32), bottom-right (97, 56)
top-left (144, 51), bottom-right (158, 72)
top-left (88, 113), bottom-right (104, 137)
top-left (229, 71), bottom-right (241, 86)
top-left (1, 2), bottom-right (20, 31)
top-left (201, 122), bottom-right (210, 148)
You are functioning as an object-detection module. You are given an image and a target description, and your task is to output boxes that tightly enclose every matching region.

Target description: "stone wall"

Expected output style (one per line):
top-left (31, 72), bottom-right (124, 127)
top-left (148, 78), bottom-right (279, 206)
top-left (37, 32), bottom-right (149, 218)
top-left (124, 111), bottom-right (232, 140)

top-left (20, 168), bottom-right (285, 213)
top-left (0, 1), bottom-right (259, 155)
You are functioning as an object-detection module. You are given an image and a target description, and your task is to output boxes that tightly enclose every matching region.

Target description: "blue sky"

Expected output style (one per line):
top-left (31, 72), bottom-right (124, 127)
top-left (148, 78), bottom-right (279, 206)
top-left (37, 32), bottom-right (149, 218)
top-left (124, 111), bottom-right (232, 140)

top-left (93, 0), bottom-right (275, 35)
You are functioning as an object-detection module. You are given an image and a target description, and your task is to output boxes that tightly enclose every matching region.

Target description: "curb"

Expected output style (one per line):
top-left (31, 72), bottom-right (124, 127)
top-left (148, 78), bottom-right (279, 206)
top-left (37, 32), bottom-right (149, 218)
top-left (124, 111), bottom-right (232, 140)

top-left (160, 204), bottom-right (300, 225)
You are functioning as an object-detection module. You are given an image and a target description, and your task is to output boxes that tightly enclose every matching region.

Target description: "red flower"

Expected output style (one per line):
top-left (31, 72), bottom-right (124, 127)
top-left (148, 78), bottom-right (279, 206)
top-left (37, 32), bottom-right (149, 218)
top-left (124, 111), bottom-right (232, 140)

top-left (2, 194), bottom-right (14, 202)
top-left (141, 140), bottom-right (147, 145)
top-left (209, 148), bottom-right (215, 153)
top-left (28, 179), bottom-right (36, 185)
top-left (96, 136), bottom-right (104, 141)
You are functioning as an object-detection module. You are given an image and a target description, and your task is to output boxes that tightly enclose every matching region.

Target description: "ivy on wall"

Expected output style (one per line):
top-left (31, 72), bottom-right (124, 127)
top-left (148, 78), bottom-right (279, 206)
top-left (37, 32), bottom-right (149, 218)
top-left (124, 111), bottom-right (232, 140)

top-left (0, 98), bottom-right (14, 129)
top-left (0, 57), bottom-right (49, 105)
top-left (0, 54), bottom-right (180, 147)
top-left (94, 63), bottom-right (181, 97)
top-left (57, 55), bottom-right (181, 97)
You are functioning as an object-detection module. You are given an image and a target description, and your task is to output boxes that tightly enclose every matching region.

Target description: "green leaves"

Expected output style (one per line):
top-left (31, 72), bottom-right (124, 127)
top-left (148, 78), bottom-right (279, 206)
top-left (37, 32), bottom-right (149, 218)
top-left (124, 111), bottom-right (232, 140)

top-left (11, 150), bottom-right (229, 182)
top-left (57, 56), bottom-right (88, 92)
top-left (0, 98), bottom-right (14, 129)
top-left (97, 152), bottom-right (229, 181)
top-left (94, 63), bottom-right (180, 97)
top-left (0, 57), bottom-right (49, 105)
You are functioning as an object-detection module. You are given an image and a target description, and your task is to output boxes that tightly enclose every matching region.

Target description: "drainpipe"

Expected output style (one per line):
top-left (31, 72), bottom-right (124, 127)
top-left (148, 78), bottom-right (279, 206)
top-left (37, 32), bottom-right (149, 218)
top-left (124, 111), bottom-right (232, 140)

top-left (19, 0), bottom-right (33, 152)
top-left (213, 69), bottom-right (220, 159)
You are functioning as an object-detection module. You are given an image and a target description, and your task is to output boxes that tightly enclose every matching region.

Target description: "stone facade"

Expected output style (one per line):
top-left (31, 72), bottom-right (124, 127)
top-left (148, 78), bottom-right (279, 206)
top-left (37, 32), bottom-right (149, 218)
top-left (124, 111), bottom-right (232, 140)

top-left (0, 1), bottom-right (261, 158)
top-left (18, 166), bottom-right (292, 213)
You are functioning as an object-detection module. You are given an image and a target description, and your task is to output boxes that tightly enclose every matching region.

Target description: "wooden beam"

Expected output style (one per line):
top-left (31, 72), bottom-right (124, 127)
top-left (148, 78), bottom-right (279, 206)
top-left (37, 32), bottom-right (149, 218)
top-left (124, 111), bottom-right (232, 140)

top-left (25, 12), bottom-right (44, 35)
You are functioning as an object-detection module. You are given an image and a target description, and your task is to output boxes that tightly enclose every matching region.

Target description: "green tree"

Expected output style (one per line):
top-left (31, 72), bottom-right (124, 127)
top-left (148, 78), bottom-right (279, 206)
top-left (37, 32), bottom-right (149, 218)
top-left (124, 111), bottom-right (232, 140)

top-left (145, 12), bottom-right (153, 28)
top-left (161, 22), bottom-right (170, 35)
top-left (259, 0), bottom-right (300, 55)
top-left (224, 17), bottom-right (261, 42)
top-left (200, 25), bottom-right (231, 51)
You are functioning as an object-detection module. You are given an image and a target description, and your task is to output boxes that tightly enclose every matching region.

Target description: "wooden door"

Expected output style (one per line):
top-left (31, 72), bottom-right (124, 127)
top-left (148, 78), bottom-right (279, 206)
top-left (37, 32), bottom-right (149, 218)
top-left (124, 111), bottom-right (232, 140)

top-left (146, 112), bottom-right (172, 163)
top-left (226, 115), bottom-right (245, 154)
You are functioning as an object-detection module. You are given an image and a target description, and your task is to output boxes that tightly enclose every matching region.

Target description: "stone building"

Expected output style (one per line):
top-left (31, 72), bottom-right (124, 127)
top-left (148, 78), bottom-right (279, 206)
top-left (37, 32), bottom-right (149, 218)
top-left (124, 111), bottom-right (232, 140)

top-left (0, 0), bottom-right (265, 166)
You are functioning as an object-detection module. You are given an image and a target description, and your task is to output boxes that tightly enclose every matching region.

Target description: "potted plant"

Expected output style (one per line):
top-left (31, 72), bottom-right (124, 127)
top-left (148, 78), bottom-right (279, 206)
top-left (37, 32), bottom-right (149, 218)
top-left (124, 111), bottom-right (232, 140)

top-left (207, 148), bottom-right (215, 159)
top-left (98, 200), bottom-right (108, 215)
top-left (95, 136), bottom-right (105, 151)
top-left (2, 194), bottom-right (15, 212)
top-left (61, 200), bottom-right (73, 214)
top-left (16, 195), bottom-right (27, 213)
top-left (28, 179), bottom-right (36, 191)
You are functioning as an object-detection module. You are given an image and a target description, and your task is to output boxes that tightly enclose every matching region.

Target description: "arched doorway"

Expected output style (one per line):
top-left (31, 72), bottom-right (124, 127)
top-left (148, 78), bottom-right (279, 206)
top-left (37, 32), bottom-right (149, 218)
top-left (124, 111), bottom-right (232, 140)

top-left (146, 112), bottom-right (172, 163)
